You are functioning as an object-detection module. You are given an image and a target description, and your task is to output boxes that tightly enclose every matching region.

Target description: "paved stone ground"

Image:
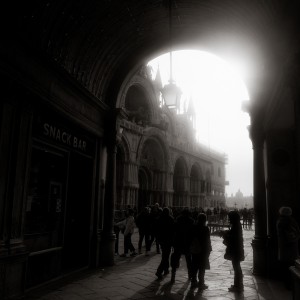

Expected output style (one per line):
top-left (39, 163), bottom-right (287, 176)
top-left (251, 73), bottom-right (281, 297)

top-left (25, 228), bottom-right (292, 300)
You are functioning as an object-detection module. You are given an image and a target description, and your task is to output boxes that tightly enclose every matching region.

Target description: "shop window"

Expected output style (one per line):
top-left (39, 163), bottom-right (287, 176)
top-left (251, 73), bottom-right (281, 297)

top-left (24, 146), bottom-right (67, 252)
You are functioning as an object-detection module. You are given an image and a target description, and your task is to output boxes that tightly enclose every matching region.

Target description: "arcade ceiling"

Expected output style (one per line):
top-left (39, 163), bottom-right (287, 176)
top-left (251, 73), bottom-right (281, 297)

top-left (4, 1), bottom-right (300, 112)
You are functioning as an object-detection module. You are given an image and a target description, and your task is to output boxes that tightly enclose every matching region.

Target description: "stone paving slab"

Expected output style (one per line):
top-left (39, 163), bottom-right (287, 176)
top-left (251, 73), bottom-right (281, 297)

top-left (24, 229), bottom-right (292, 300)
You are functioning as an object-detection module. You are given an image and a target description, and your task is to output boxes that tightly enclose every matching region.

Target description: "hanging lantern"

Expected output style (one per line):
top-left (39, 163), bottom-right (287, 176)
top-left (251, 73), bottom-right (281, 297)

top-left (161, 0), bottom-right (182, 109)
top-left (161, 81), bottom-right (182, 108)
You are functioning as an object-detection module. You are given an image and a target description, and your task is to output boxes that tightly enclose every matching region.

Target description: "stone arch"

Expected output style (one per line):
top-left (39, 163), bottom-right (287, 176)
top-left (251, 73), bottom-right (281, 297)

top-left (138, 137), bottom-right (166, 170)
top-left (137, 134), bottom-right (169, 207)
top-left (124, 85), bottom-right (151, 125)
top-left (136, 128), bottom-right (171, 172)
top-left (116, 69), bottom-right (160, 123)
top-left (18, 1), bottom-right (292, 106)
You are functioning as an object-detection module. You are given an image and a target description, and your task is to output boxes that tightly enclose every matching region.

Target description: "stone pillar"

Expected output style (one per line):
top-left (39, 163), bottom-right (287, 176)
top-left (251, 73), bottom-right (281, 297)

top-left (91, 142), bottom-right (106, 268)
top-left (250, 124), bottom-right (268, 275)
top-left (99, 109), bottom-right (126, 266)
top-left (98, 140), bottom-right (116, 266)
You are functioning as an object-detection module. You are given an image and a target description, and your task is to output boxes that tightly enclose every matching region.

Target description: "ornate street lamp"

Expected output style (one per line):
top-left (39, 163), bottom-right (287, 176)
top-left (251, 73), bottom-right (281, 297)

top-left (161, 0), bottom-right (182, 109)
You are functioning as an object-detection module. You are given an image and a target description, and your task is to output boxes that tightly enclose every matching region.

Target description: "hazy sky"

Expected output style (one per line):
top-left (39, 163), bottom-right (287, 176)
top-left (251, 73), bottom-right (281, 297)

top-left (148, 50), bottom-right (253, 197)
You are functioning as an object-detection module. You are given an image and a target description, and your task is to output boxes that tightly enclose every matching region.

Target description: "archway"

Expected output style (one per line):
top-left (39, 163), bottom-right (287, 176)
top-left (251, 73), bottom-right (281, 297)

top-left (124, 85), bottom-right (151, 126)
top-left (4, 2), bottom-right (300, 292)
top-left (139, 137), bottom-right (167, 208)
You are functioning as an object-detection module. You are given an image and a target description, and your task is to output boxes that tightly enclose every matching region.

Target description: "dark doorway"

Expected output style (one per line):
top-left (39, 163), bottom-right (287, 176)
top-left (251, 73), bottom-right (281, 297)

top-left (62, 153), bottom-right (93, 271)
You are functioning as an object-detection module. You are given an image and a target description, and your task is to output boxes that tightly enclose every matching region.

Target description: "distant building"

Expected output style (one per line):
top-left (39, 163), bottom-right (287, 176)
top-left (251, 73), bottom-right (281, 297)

top-left (226, 189), bottom-right (253, 209)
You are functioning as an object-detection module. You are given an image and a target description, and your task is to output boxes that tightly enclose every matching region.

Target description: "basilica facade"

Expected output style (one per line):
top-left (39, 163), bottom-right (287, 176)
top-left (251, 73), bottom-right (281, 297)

top-left (115, 66), bottom-right (226, 212)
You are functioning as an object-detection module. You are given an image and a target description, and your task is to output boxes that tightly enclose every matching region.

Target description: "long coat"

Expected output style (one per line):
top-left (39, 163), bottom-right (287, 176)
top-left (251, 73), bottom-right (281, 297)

top-left (191, 223), bottom-right (212, 269)
top-left (223, 222), bottom-right (244, 262)
top-left (173, 214), bottom-right (195, 253)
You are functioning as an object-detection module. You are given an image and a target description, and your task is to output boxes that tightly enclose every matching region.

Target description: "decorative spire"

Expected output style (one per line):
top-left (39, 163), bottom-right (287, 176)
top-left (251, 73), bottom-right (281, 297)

top-left (186, 96), bottom-right (197, 130)
top-left (154, 65), bottom-right (163, 90)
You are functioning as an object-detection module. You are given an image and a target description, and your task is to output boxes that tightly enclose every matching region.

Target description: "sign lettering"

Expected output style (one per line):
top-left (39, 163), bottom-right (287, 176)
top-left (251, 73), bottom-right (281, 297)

top-left (43, 123), bottom-right (87, 152)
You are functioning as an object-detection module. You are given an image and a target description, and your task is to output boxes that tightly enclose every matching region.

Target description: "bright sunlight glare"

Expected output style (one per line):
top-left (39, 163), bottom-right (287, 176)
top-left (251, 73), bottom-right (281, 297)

top-left (148, 50), bottom-right (253, 197)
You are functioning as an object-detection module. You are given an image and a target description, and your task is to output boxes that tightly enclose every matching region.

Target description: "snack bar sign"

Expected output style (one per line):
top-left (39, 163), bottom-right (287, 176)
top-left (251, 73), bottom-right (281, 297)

top-left (43, 123), bottom-right (87, 152)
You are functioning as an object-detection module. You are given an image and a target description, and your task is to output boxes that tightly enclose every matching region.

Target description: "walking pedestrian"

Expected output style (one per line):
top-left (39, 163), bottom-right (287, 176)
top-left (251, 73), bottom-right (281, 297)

top-left (155, 207), bottom-right (175, 279)
top-left (116, 208), bottom-right (138, 257)
top-left (219, 210), bottom-right (244, 292)
top-left (190, 213), bottom-right (212, 289)
top-left (135, 207), bottom-right (152, 255)
top-left (149, 204), bottom-right (162, 254)
top-left (170, 207), bottom-right (194, 283)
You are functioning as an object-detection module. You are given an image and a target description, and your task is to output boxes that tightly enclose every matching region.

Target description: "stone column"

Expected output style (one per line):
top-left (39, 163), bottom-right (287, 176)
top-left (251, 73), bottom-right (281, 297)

top-left (250, 123), bottom-right (268, 275)
top-left (91, 143), bottom-right (106, 268)
top-left (99, 109), bottom-right (126, 266)
top-left (98, 138), bottom-right (117, 266)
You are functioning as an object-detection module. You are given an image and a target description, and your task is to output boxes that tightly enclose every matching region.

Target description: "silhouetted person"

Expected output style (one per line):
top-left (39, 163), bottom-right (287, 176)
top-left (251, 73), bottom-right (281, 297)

top-left (155, 207), bottom-right (175, 279)
top-left (190, 213), bottom-right (212, 289)
top-left (170, 207), bottom-right (194, 283)
top-left (149, 204), bottom-right (161, 254)
top-left (219, 210), bottom-right (244, 292)
top-left (248, 209), bottom-right (253, 230)
top-left (135, 207), bottom-right (152, 255)
top-left (276, 206), bottom-right (300, 289)
top-left (242, 208), bottom-right (248, 229)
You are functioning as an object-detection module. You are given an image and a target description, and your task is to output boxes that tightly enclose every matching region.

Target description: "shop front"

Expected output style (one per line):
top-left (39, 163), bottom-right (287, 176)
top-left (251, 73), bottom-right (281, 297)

top-left (24, 113), bottom-right (96, 288)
